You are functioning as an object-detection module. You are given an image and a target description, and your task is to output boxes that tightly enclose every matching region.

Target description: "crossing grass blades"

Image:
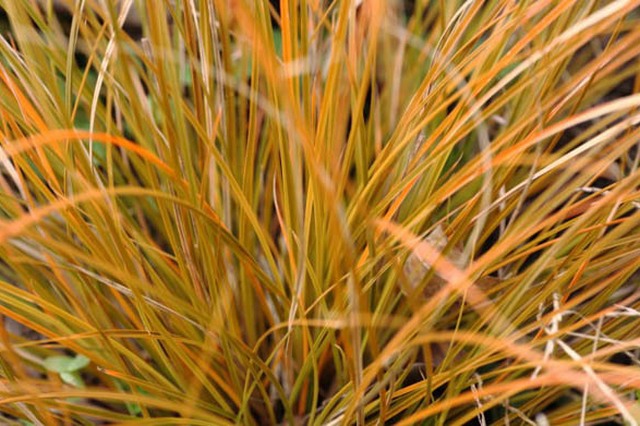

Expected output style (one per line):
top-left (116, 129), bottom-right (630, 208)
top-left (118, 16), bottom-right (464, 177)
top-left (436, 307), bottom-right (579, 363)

top-left (0, 0), bottom-right (639, 424)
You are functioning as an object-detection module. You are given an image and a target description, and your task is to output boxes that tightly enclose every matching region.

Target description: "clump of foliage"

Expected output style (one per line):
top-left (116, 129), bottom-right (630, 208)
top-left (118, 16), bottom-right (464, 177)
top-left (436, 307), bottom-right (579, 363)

top-left (0, 0), bottom-right (639, 424)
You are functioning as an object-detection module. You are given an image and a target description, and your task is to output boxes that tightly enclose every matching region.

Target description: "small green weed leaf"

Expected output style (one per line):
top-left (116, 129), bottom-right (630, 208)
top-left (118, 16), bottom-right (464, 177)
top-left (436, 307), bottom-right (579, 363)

top-left (59, 371), bottom-right (85, 388)
top-left (67, 354), bottom-right (90, 371)
top-left (44, 354), bottom-right (90, 373)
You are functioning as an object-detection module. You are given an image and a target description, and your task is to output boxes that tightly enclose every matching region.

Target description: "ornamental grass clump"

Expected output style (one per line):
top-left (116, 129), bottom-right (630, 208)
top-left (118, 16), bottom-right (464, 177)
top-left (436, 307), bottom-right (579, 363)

top-left (0, 0), bottom-right (639, 424)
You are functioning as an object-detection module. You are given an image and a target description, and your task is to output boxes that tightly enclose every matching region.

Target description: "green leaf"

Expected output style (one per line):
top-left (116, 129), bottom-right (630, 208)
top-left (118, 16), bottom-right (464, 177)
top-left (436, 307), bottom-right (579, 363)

top-left (59, 371), bottom-right (85, 388)
top-left (43, 354), bottom-right (90, 373)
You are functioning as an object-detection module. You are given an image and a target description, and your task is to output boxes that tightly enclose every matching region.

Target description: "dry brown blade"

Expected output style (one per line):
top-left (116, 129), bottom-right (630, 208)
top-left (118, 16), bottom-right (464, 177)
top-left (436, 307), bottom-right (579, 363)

top-left (399, 224), bottom-right (501, 374)
top-left (402, 224), bottom-right (498, 299)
